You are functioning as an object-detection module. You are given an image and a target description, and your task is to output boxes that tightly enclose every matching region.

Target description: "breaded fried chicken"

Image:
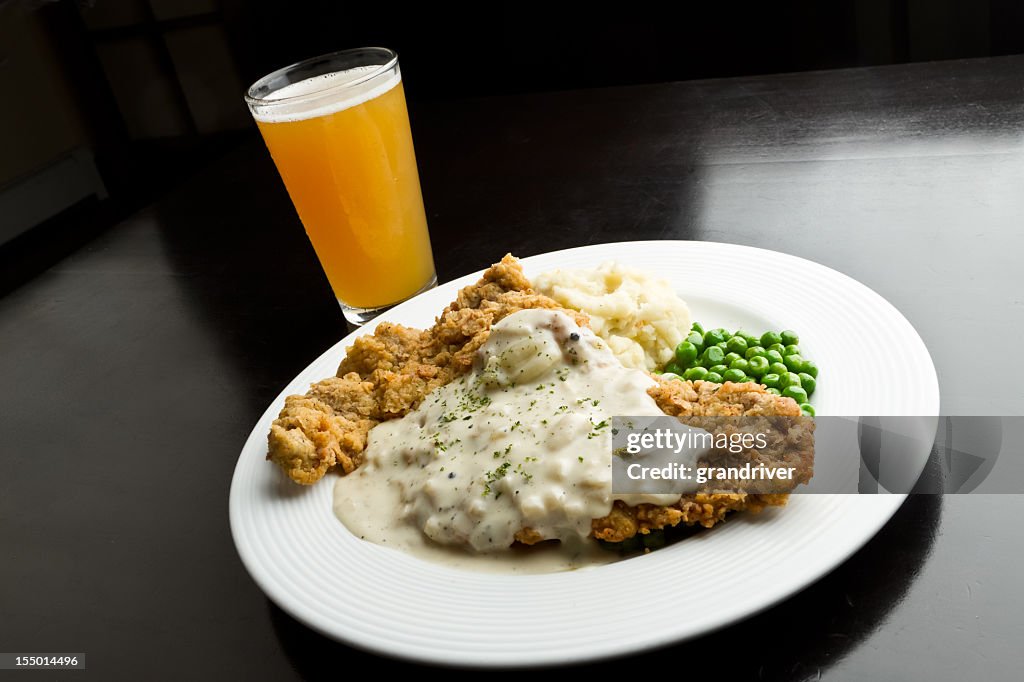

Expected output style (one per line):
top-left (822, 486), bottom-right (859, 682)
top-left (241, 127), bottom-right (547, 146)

top-left (589, 379), bottom-right (813, 543)
top-left (267, 255), bottom-right (586, 484)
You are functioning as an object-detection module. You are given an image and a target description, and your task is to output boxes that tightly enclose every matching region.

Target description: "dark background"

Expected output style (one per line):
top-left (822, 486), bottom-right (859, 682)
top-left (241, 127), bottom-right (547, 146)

top-left (2, 0), bottom-right (1024, 283)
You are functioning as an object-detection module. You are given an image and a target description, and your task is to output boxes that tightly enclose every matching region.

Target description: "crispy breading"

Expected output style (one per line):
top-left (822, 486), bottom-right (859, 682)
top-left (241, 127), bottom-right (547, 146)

top-left (590, 494), bottom-right (789, 542)
top-left (588, 379), bottom-right (810, 543)
top-left (650, 377), bottom-right (804, 418)
top-left (267, 255), bottom-right (586, 484)
top-left (268, 375), bottom-right (379, 484)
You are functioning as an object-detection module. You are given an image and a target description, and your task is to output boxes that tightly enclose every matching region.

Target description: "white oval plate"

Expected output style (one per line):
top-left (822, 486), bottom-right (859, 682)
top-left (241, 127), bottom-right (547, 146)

top-left (230, 241), bottom-right (939, 667)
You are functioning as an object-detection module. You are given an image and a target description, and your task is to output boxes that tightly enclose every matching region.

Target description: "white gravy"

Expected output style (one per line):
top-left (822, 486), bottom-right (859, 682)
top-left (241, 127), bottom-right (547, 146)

top-left (333, 308), bottom-right (683, 573)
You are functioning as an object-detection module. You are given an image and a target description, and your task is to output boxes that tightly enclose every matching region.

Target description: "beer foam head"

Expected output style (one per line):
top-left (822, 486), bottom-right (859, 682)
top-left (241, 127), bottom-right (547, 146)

top-left (249, 64), bottom-right (401, 123)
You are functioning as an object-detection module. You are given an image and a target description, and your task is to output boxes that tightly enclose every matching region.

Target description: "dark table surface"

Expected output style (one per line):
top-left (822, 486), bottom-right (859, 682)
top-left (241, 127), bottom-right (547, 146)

top-left (3, 55), bottom-right (1024, 680)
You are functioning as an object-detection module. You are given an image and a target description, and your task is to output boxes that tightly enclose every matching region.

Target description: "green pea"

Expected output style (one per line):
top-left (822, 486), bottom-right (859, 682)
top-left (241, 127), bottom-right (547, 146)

top-left (745, 345), bottom-right (766, 359)
top-left (765, 349), bottom-right (784, 365)
top-left (767, 343), bottom-right (785, 354)
top-left (704, 372), bottom-right (723, 384)
top-left (800, 403), bottom-right (816, 416)
top-left (798, 373), bottom-right (816, 396)
top-left (691, 322), bottom-right (705, 335)
top-left (784, 344), bottom-right (801, 357)
top-left (686, 331), bottom-right (704, 353)
top-left (724, 352), bottom-right (742, 366)
top-left (802, 361), bottom-right (819, 378)
top-left (730, 357), bottom-right (750, 372)
top-left (760, 331), bottom-right (782, 347)
top-left (674, 341), bottom-right (698, 367)
top-left (716, 341), bottom-right (729, 351)
top-left (761, 373), bottom-right (781, 388)
top-left (783, 385), bottom-right (808, 403)
top-left (717, 328), bottom-right (733, 340)
top-left (683, 366), bottom-right (708, 381)
top-left (784, 354), bottom-right (805, 372)
top-left (723, 368), bottom-right (747, 383)
top-left (779, 372), bottom-right (802, 390)
top-left (664, 361), bottom-right (685, 375)
top-left (768, 362), bottom-right (788, 376)
top-left (703, 329), bottom-right (725, 347)
top-left (739, 331), bottom-right (761, 348)
top-left (726, 336), bottom-right (748, 355)
top-left (660, 373), bottom-right (681, 381)
top-left (780, 330), bottom-right (800, 346)
top-left (766, 387), bottom-right (782, 395)
top-left (747, 356), bottom-right (769, 377)
top-left (709, 364), bottom-right (728, 376)
top-left (702, 346), bottom-right (725, 366)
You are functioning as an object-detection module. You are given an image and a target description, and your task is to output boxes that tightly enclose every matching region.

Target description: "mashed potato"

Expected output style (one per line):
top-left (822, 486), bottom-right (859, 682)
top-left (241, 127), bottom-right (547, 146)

top-left (534, 262), bottom-right (691, 371)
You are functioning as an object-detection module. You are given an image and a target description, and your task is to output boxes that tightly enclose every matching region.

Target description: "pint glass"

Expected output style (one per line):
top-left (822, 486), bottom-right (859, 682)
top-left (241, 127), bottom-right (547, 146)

top-left (246, 48), bottom-right (436, 325)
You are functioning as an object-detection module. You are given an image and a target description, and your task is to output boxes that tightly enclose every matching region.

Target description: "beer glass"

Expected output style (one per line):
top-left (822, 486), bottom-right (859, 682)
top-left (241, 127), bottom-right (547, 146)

top-left (246, 48), bottom-right (436, 325)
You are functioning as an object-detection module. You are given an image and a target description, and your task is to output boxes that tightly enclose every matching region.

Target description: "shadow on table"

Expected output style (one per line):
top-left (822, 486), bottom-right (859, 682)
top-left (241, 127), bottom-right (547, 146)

top-left (267, 493), bottom-right (941, 679)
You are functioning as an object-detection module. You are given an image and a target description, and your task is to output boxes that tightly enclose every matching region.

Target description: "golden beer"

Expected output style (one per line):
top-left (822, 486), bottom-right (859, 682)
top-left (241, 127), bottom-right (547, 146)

top-left (247, 49), bottom-right (435, 322)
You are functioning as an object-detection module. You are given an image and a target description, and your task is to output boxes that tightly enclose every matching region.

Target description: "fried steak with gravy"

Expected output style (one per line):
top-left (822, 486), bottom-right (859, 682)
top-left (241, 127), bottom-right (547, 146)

top-left (267, 255), bottom-right (808, 543)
